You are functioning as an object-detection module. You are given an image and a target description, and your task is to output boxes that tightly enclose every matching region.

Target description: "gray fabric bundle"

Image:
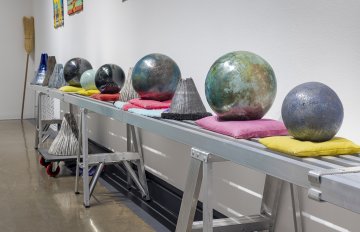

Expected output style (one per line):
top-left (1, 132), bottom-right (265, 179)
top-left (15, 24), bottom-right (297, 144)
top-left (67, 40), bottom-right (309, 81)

top-left (42, 56), bottom-right (57, 86)
top-left (49, 113), bottom-right (80, 156)
top-left (120, 67), bottom-right (139, 102)
top-left (48, 64), bottom-right (66, 88)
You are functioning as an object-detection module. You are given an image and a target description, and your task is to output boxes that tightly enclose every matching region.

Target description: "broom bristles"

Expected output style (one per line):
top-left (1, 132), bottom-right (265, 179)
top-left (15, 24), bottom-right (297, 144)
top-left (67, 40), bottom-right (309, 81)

top-left (23, 16), bottom-right (34, 54)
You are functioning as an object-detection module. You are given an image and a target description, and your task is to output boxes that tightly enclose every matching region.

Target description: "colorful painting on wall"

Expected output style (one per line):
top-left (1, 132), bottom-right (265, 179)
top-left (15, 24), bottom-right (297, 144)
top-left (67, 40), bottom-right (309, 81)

top-left (53, 0), bottom-right (64, 28)
top-left (67, 0), bottom-right (83, 15)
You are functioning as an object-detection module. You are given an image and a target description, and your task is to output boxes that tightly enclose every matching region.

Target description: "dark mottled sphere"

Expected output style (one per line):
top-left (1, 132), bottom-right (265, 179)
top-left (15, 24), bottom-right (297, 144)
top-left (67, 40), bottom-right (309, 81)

top-left (205, 51), bottom-right (277, 120)
top-left (132, 53), bottom-right (181, 101)
top-left (282, 82), bottom-right (344, 142)
top-left (95, 64), bottom-right (125, 94)
top-left (64, 58), bottom-right (92, 87)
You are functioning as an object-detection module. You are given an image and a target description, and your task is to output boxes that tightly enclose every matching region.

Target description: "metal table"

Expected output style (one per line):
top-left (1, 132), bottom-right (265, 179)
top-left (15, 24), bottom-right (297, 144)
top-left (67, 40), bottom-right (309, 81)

top-left (30, 85), bottom-right (360, 231)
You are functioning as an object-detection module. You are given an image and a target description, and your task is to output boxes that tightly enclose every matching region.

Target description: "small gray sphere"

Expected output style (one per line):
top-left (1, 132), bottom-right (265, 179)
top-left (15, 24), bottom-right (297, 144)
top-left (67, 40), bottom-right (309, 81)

top-left (281, 82), bottom-right (343, 142)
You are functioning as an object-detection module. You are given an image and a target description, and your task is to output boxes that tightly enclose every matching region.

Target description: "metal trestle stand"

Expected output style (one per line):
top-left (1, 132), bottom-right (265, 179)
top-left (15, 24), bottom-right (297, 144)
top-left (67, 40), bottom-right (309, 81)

top-left (75, 108), bottom-right (150, 207)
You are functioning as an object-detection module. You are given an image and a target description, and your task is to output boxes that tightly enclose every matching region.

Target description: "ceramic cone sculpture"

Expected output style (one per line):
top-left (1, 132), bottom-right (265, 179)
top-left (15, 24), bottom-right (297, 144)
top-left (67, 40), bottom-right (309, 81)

top-left (120, 67), bottom-right (139, 102)
top-left (161, 78), bottom-right (211, 120)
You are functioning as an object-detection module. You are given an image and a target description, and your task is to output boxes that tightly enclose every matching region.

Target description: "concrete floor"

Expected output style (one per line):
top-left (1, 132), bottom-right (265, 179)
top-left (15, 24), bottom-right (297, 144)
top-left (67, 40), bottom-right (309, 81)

top-left (0, 120), bottom-right (154, 232)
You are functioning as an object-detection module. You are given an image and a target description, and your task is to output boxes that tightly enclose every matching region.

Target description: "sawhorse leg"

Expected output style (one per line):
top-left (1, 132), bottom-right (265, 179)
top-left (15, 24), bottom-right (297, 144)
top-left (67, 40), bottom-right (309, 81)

top-left (121, 124), bottom-right (150, 200)
top-left (176, 147), bottom-right (303, 232)
top-left (129, 124), bottom-right (150, 200)
top-left (290, 184), bottom-right (303, 232)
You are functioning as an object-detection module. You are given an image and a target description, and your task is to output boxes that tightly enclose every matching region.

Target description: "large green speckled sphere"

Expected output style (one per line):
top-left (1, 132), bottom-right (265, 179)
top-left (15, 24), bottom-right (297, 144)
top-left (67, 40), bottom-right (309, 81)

top-left (205, 51), bottom-right (277, 120)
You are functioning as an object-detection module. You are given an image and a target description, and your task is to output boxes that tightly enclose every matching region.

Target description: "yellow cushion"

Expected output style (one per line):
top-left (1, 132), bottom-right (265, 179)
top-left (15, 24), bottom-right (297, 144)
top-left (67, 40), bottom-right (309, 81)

top-left (59, 86), bottom-right (83, 92)
top-left (259, 136), bottom-right (360, 157)
top-left (76, 89), bottom-right (100, 96)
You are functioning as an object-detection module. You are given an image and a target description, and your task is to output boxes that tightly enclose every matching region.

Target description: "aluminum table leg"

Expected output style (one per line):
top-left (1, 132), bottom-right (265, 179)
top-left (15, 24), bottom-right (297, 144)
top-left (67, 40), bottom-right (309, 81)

top-left (290, 184), bottom-right (303, 232)
top-left (175, 155), bottom-right (203, 232)
top-left (126, 124), bottom-right (134, 189)
top-left (35, 92), bottom-right (43, 149)
top-left (81, 108), bottom-right (90, 207)
top-left (203, 156), bottom-right (213, 232)
top-left (260, 175), bottom-right (283, 232)
top-left (74, 109), bottom-right (82, 195)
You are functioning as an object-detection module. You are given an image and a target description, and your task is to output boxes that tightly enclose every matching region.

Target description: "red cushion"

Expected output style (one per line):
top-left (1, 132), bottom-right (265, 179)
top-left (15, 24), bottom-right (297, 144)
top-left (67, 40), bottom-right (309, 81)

top-left (129, 98), bottom-right (172, 109)
top-left (91, 93), bottom-right (120, 101)
top-left (196, 116), bottom-right (288, 139)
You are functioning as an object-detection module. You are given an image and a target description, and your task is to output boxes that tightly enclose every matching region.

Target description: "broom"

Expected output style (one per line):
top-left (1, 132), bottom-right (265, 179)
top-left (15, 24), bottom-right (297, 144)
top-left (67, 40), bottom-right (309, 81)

top-left (48, 113), bottom-right (80, 156)
top-left (21, 17), bottom-right (35, 121)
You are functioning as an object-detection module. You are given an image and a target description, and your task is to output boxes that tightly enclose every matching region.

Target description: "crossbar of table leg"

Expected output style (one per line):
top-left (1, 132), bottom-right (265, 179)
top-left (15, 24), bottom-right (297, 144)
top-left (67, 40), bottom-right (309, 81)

top-left (192, 215), bottom-right (270, 232)
top-left (89, 162), bottom-right (105, 197)
top-left (123, 161), bottom-right (147, 197)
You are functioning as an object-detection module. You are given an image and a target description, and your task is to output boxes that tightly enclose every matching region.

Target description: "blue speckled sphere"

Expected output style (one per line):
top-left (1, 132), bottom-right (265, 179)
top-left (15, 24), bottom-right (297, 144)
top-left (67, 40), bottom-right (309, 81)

top-left (95, 64), bottom-right (125, 94)
top-left (64, 58), bottom-right (92, 87)
top-left (205, 51), bottom-right (277, 120)
top-left (132, 53), bottom-right (181, 101)
top-left (282, 82), bottom-right (344, 142)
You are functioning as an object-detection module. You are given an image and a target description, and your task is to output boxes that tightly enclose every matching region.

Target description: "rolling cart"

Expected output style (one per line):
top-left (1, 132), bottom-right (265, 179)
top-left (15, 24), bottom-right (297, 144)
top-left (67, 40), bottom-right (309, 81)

top-left (34, 90), bottom-right (79, 177)
top-left (33, 86), bottom-right (150, 207)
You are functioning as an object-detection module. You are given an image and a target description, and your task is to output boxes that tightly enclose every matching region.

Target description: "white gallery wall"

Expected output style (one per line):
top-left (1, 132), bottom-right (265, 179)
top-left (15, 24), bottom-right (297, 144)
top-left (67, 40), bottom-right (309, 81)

top-left (0, 0), bottom-right (34, 119)
top-left (32, 1), bottom-right (360, 231)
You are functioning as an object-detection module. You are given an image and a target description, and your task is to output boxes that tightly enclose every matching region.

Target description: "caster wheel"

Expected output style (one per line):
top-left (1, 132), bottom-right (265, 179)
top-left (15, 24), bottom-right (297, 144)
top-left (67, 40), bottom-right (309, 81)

top-left (40, 157), bottom-right (51, 167)
top-left (46, 163), bottom-right (60, 177)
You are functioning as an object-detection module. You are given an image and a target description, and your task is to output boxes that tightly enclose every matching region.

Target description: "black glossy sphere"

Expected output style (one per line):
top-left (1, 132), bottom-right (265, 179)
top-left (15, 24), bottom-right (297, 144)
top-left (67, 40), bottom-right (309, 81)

top-left (282, 82), bottom-right (344, 142)
top-left (64, 58), bottom-right (92, 86)
top-left (95, 64), bottom-right (125, 94)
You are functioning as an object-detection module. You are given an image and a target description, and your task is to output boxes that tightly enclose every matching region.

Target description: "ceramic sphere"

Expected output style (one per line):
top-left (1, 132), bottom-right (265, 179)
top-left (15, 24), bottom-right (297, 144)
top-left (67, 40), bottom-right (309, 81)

top-left (131, 53), bottom-right (181, 101)
top-left (80, 69), bottom-right (97, 90)
top-left (95, 64), bottom-right (125, 94)
top-left (282, 82), bottom-right (344, 142)
top-left (64, 58), bottom-right (92, 87)
top-left (205, 51), bottom-right (277, 120)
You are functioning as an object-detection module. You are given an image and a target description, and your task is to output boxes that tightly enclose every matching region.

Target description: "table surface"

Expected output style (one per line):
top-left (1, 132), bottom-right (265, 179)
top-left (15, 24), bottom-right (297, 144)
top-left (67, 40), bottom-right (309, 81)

top-left (30, 84), bottom-right (360, 214)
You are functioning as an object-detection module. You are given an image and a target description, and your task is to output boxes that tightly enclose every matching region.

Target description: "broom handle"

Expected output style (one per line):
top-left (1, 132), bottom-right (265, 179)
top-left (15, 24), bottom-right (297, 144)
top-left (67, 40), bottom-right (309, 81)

top-left (21, 53), bottom-right (29, 121)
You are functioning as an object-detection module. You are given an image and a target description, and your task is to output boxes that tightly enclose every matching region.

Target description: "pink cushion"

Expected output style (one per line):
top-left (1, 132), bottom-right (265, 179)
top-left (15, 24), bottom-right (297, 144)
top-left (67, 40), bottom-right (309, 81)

top-left (122, 103), bottom-right (143, 111)
top-left (129, 98), bottom-right (172, 109)
top-left (196, 116), bottom-right (288, 139)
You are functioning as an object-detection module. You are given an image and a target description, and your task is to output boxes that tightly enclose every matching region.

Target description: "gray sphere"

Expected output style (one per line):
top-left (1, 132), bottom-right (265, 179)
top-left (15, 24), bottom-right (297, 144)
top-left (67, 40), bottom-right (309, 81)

top-left (132, 53), bottom-right (181, 101)
top-left (64, 58), bottom-right (92, 87)
top-left (281, 82), bottom-right (343, 142)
